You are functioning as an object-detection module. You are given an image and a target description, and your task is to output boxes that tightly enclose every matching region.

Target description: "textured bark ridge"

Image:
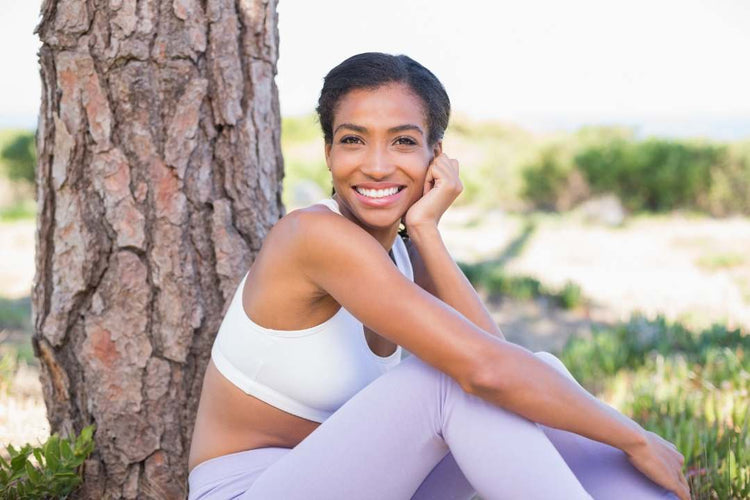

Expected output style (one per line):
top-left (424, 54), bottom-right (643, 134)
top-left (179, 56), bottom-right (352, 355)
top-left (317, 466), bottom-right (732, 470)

top-left (33, 0), bottom-right (284, 497)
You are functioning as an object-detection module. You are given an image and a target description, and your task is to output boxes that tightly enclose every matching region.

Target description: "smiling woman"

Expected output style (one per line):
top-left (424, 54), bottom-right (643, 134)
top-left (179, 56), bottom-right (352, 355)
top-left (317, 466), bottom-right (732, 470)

top-left (324, 82), bottom-right (441, 243)
top-left (187, 53), bottom-right (688, 500)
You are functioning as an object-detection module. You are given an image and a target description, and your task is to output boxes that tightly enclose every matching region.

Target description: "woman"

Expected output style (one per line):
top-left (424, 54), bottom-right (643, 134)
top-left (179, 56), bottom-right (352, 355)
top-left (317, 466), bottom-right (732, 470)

top-left (187, 53), bottom-right (689, 500)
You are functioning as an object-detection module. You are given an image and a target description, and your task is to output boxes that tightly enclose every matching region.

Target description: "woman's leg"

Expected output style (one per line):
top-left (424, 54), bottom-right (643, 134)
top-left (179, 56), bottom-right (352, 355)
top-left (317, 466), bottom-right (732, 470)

top-left (411, 351), bottom-right (678, 500)
top-left (241, 352), bottom-right (591, 500)
top-left (410, 451), bottom-right (475, 500)
top-left (187, 447), bottom-right (290, 500)
top-left (532, 351), bottom-right (679, 500)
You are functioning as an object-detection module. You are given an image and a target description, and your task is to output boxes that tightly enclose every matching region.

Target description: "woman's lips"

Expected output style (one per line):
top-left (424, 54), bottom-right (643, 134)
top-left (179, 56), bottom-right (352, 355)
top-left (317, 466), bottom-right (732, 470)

top-left (351, 186), bottom-right (405, 207)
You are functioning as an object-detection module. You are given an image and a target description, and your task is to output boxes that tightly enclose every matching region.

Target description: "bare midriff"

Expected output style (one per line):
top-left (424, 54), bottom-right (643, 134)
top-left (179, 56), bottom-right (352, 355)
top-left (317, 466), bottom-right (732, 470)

top-left (187, 360), bottom-right (322, 473)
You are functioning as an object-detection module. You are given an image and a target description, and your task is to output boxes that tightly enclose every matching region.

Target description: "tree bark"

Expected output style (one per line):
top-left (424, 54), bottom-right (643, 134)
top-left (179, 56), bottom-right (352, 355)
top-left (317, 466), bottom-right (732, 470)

top-left (33, 0), bottom-right (284, 497)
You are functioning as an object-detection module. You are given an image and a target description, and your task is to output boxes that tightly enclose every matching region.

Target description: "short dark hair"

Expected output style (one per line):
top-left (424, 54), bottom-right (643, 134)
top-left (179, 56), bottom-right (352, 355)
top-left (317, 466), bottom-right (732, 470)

top-left (316, 53), bottom-right (451, 146)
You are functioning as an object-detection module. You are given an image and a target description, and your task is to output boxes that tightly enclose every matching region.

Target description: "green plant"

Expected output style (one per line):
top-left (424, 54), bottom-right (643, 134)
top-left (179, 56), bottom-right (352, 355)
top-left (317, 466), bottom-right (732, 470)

top-left (704, 140), bottom-right (750, 216)
top-left (521, 145), bottom-right (574, 210)
top-left (0, 132), bottom-right (36, 184)
top-left (0, 296), bottom-right (32, 331)
top-left (562, 316), bottom-right (749, 497)
top-left (0, 425), bottom-right (96, 499)
top-left (561, 315), bottom-right (749, 389)
top-left (0, 199), bottom-right (36, 222)
top-left (575, 139), bottom-right (723, 213)
top-left (0, 348), bottom-right (17, 394)
top-left (603, 353), bottom-right (749, 499)
top-left (459, 261), bottom-right (587, 309)
top-left (556, 281), bottom-right (583, 310)
top-left (696, 252), bottom-right (746, 271)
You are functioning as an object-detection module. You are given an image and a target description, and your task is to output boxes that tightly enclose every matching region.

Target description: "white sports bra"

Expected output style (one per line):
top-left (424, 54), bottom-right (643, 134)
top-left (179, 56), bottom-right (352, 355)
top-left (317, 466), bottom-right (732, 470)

top-left (210, 198), bottom-right (413, 423)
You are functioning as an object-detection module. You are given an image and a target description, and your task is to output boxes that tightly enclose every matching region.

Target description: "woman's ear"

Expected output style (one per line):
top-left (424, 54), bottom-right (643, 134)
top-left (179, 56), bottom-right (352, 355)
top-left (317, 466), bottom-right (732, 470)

top-left (432, 140), bottom-right (443, 159)
top-left (324, 142), bottom-right (332, 170)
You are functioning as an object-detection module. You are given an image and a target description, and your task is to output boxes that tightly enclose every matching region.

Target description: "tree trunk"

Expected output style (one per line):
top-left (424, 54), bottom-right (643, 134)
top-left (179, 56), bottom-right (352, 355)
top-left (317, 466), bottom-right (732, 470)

top-left (33, 0), bottom-right (284, 497)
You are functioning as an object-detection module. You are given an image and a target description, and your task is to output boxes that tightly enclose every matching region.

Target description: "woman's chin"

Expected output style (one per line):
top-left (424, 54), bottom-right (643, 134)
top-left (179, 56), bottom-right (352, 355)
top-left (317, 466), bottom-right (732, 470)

top-left (357, 214), bottom-right (402, 231)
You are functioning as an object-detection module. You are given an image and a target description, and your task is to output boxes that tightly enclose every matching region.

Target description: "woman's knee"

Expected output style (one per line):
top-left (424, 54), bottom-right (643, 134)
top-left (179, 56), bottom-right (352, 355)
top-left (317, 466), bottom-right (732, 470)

top-left (533, 351), bottom-right (576, 383)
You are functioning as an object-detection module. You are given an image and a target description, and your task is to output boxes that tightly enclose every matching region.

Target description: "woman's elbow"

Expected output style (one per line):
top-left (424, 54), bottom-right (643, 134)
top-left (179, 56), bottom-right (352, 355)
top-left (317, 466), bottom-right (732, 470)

top-left (465, 341), bottom-right (543, 397)
top-left (463, 347), bottom-right (512, 396)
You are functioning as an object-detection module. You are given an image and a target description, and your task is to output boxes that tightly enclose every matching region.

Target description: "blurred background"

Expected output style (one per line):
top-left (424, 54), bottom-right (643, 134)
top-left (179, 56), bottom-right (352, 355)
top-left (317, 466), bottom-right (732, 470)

top-left (1, 0), bottom-right (748, 497)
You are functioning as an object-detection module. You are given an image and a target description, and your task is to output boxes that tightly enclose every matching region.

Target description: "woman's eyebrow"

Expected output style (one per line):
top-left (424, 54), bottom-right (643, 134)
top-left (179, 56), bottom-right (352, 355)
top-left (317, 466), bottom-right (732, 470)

top-left (388, 124), bottom-right (424, 136)
top-left (334, 123), bottom-right (367, 135)
top-left (333, 123), bottom-right (424, 136)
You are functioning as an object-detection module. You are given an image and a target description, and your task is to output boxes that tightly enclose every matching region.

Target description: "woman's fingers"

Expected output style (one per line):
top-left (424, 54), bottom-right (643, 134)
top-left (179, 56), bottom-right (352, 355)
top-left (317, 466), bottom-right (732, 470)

top-left (626, 432), bottom-right (693, 500)
top-left (676, 479), bottom-right (691, 500)
top-left (669, 446), bottom-right (690, 500)
top-left (431, 154), bottom-right (462, 195)
top-left (423, 164), bottom-right (436, 196)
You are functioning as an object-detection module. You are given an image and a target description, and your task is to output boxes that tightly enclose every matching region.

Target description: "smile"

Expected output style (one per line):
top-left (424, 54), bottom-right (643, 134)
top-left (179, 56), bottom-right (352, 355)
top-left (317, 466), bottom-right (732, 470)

top-left (354, 186), bottom-right (403, 198)
top-left (351, 184), bottom-right (406, 207)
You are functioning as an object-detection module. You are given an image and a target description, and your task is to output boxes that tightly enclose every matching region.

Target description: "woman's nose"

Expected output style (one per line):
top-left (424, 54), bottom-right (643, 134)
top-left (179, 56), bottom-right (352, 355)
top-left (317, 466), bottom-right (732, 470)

top-left (361, 146), bottom-right (394, 178)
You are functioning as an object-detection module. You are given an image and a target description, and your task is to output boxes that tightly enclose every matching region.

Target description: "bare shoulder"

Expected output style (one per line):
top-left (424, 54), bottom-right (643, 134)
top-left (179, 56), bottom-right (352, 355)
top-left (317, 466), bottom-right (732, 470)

top-left (242, 205), bottom-right (362, 323)
top-left (268, 204), bottom-right (387, 265)
top-left (253, 204), bottom-right (385, 298)
top-left (267, 206), bottom-right (416, 301)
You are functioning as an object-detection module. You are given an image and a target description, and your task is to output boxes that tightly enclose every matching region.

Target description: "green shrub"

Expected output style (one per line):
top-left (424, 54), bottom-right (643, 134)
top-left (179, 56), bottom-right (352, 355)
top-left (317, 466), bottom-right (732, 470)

top-left (0, 296), bottom-right (32, 331)
top-left (0, 425), bottom-right (96, 499)
top-left (575, 139), bottom-right (723, 212)
top-left (460, 262), bottom-right (543, 301)
top-left (459, 261), bottom-right (586, 308)
top-left (556, 281), bottom-right (583, 310)
top-left (0, 132), bottom-right (36, 184)
top-left (521, 146), bottom-right (574, 211)
top-left (704, 140), bottom-right (750, 216)
top-left (561, 315), bottom-right (749, 388)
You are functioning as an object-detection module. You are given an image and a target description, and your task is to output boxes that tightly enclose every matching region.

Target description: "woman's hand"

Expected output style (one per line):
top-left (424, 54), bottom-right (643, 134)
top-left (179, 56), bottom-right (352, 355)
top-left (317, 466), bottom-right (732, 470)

top-left (404, 153), bottom-right (463, 232)
top-left (624, 430), bottom-right (691, 500)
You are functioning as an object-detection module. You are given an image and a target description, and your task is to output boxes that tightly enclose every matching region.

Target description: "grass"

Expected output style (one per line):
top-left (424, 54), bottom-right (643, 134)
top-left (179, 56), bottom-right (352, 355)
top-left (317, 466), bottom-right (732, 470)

top-left (0, 199), bottom-right (35, 222)
top-left (560, 315), bottom-right (749, 499)
top-left (459, 259), bottom-right (586, 310)
top-left (696, 252), bottom-right (746, 271)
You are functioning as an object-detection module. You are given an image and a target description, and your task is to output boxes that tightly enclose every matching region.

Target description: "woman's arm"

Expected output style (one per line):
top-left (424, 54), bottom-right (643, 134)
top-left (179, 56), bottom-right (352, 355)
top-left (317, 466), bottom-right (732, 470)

top-left (293, 208), bottom-right (644, 450)
top-left (284, 207), bottom-right (686, 499)
top-left (406, 228), bottom-right (505, 339)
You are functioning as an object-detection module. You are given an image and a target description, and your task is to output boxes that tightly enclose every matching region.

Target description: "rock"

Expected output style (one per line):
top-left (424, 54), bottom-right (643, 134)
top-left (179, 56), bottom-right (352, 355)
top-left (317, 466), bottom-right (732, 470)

top-left (575, 194), bottom-right (626, 226)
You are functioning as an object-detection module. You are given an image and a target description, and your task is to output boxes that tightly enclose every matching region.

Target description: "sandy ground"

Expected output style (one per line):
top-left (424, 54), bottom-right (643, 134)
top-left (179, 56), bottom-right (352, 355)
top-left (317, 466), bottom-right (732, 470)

top-left (440, 208), bottom-right (750, 337)
top-left (0, 361), bottom-right (49, 457)
top-left (0, 220), bottom-right (35, 299)
top-left (1, 211), bottom-right (749, 452)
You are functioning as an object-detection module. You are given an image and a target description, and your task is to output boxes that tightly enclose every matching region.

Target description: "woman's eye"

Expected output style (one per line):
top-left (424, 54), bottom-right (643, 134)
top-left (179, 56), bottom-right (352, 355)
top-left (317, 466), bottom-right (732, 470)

top-left (340, 136), bottom-right (361, 144)
top-left (395, 137), bottom-right (417, 146)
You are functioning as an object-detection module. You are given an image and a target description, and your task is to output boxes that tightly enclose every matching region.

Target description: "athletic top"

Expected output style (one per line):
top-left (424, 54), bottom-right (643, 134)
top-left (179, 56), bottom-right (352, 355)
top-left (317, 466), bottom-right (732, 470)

top-left (210, 198), bottom-right (413, 423)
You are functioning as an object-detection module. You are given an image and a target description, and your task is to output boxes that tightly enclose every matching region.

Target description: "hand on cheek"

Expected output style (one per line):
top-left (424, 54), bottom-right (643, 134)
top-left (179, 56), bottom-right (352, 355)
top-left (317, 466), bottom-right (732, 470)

top-left (404, 153), bottom-right (463, 231)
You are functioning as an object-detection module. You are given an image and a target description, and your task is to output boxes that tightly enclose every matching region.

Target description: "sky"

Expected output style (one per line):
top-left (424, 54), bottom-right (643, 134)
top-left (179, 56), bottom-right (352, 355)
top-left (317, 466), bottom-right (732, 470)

top-left (2, 0), bottom-right (750, 138)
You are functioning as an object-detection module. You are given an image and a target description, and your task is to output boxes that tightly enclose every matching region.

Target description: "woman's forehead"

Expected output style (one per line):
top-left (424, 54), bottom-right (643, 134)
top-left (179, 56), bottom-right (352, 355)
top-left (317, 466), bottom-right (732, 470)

top-left (333, 84), bottom-right (427, 132)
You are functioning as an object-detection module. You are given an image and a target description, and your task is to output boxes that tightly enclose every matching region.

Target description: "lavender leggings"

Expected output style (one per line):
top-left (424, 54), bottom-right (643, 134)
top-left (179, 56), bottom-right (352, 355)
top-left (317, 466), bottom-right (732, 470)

top-left (188, 351), bottom-right (678, 500)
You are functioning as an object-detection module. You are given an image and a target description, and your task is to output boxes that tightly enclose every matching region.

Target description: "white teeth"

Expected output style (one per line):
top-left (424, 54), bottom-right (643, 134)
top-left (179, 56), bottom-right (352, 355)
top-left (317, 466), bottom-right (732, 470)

top-left (355, 186), bottom-right (400, 198)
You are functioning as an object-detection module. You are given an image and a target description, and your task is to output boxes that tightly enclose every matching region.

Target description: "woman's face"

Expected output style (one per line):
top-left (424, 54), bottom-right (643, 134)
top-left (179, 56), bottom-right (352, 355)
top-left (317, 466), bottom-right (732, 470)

top-left (325, 83), bottom-right (440, 233)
